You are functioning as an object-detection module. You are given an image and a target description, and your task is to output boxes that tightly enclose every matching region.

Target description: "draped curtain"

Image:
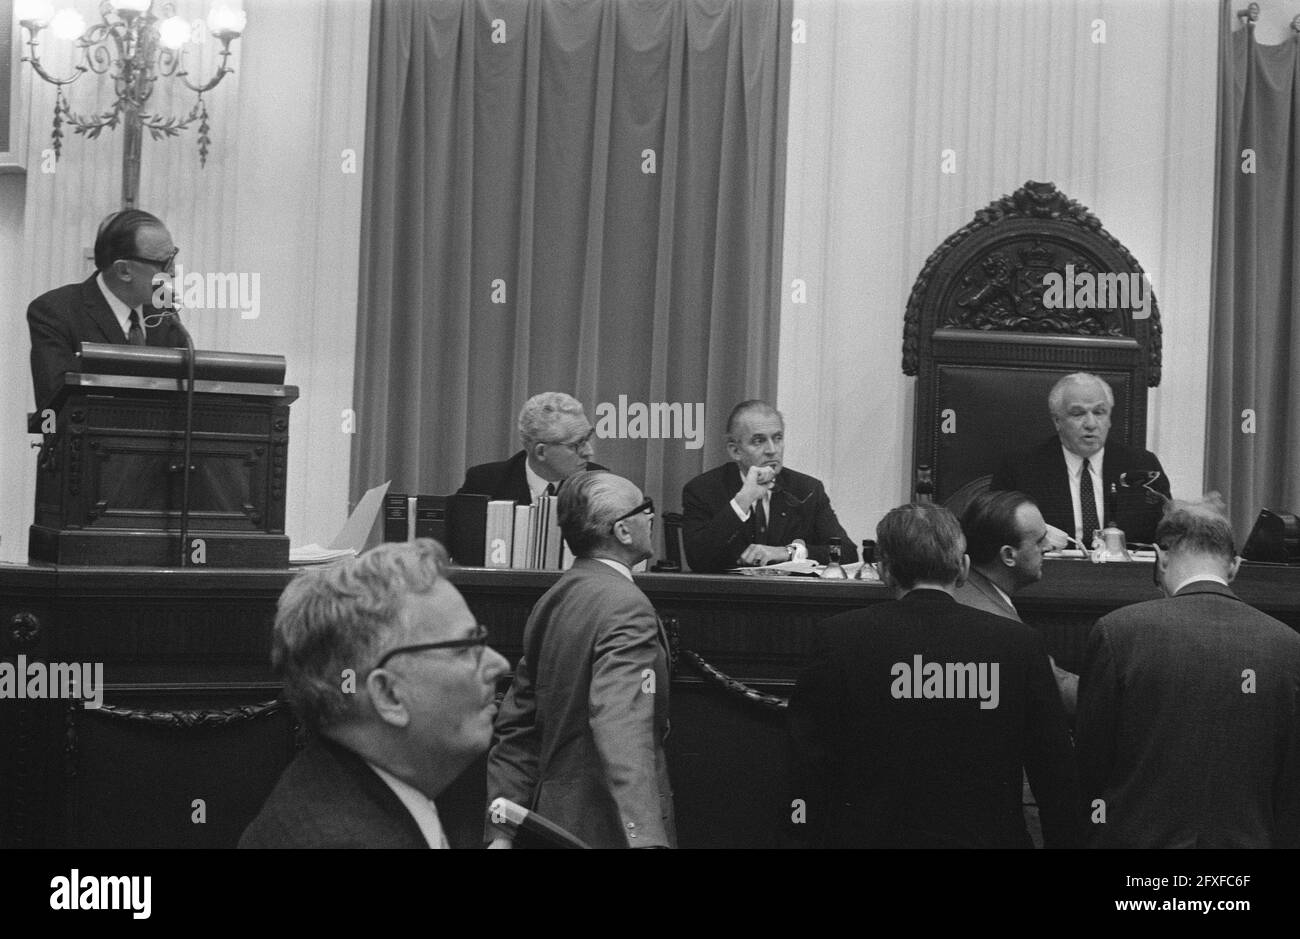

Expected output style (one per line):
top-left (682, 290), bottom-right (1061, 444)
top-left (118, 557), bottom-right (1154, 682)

top-left (351, 0), bottom-right (791, 512)
top-left (1207, 1), bottom-right (1300, 540)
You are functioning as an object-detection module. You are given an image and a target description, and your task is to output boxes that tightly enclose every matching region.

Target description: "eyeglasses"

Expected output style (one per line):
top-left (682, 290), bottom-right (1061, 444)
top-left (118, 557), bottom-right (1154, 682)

top-left (119, 246), bottom-right (180, 272)
top-left (610, 497), bottom-right (655, 530)
top-left (549, 428), bottom-right (595, 453)
top-left (373, 624), bottom-right (491, 671)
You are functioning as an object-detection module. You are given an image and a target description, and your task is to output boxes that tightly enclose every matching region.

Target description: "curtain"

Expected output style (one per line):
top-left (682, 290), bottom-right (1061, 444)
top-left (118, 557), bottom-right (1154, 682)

top-left (1207, 1), bottom-right (1300, 541)
top-left (781, 0), bottom-right (1218, 539)
top-left (351, 0), bottom-right (791, 513)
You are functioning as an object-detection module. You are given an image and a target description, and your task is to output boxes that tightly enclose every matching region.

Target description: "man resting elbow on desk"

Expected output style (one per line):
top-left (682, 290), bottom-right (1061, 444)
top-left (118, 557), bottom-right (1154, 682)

top-left (681, 400), bottom-right (855, 572)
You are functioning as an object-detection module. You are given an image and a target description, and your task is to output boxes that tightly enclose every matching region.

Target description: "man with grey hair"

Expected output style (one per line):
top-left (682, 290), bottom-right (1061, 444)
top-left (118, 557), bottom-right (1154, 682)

top-left (682, 399), bottom-right (854, 572)
top-left (240, 539), bottom-right (509, 848)
top-left (991, 372), bottom-right (1170, 546)
top-left (786, 502), bottom-right (1081, 848)
top-left (486, 470), bottom-right (675, 848)
top-left (1077, 496), bottom-right (1300, 847)
top-left (457, 392), bottom-right (607, 504)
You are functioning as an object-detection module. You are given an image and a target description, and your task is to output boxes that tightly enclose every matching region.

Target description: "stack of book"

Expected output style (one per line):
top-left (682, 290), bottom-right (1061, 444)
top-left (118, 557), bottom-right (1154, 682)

top-left (384, 492), bottom-right (573, 570)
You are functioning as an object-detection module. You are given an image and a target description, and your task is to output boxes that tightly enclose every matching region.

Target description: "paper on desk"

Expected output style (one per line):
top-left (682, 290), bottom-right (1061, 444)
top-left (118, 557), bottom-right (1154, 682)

top-left (730, 559), bottom-right (821, 576)
top-left (289, 544), bottom-right (358, 565)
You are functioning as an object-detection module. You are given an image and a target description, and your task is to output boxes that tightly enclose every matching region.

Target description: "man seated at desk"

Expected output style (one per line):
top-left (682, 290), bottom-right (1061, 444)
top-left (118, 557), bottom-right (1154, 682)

top-left (457, 392), bottom-right (606, 504)
top-left (991, 372), bottom-right (1170, 546)
top-left (682, 399), bottom-right (855, 572)
top-left (27, 209), bottom-right (187, 409)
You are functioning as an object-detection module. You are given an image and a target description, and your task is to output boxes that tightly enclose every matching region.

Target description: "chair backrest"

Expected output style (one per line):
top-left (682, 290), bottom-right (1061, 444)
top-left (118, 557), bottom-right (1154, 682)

top-left (903, 181), bottom-right (1162, 503)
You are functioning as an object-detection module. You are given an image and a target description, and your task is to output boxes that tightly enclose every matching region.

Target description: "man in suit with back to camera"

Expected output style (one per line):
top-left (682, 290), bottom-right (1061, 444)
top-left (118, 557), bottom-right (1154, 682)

top-left (486, 470), bottom-right (675, 848)
top-left (785, 502), bottom-right (1083, 849)
top-left (457, 392), bottom-right (607, 504)
top-left (27, 209), bottom-right (188, 410)
top-left (991, 372), bottom-right (1170, 547)
top-left (682, 399), bottom-right (855, 572)
top-left (956, 489), bottom-right (1079, 715)
top-left (1076, 495), bottom-right (1300, 848)
top-left (240, 539), bottom-right (509, 848)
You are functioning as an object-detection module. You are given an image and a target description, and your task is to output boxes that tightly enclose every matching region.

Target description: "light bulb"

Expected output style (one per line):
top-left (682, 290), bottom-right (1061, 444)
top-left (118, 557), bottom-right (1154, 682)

top-left (50, 8), bottom-right (87, 40)
top-left (158, 16), bottom-right (193, 50)
top-left (16, 0), bottom-right (55, 29)
top-left (207, 3), bottom-right (246, 39)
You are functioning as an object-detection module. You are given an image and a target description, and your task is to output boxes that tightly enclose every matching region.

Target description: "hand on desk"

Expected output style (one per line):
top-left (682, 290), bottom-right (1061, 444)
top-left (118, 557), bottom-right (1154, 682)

top-left (738, 544), bottom-right (789, 566)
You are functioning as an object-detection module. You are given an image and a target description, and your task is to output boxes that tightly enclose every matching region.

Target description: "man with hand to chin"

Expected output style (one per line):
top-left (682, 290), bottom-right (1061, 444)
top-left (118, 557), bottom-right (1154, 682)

top-left (681, 400), bottom-right (855, 572)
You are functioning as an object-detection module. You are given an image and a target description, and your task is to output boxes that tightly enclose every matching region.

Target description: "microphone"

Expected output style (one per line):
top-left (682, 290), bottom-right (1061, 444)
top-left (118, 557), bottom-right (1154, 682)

top-left (1119, 470), bottom-right (1169, 505)
top-left (488, 798), bottom-right (590, 849)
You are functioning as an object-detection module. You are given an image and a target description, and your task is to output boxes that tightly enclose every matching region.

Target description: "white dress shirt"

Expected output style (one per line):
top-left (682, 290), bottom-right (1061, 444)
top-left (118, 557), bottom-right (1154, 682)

top-left (595, 556), bottom-right (634, 581)
top-left (96, 272), bottom-right (144, 341)
top-left (525, 459), bottom-right (554, 503)
top-left (729, 490), bottom-right (807, 559)
top-left (1062, 446), bottom-right (1107, 547)
top-left (367, 762), bottom-right (449, 849)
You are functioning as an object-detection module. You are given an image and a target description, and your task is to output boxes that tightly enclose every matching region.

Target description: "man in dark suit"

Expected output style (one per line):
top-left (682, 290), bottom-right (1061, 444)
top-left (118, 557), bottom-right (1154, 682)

top-left (457, 392), bottom-right (607, 504)
top-left (1076, 496), bottom-right (1300, 848)
top-left (955, 489), bottom-right (1078, 715)
top-left (991, 372), bottom-right (1170, 546)
top-left (240, 540), bottom-right (509, 848)
top-left (786, 502), bottom-right (1082, 848)
top-left (27, 209), bottom-right (188, 409)
top-left (486, 470), bottom-right (674, 848)
top-left (682, 400), bottom-right (855, 571)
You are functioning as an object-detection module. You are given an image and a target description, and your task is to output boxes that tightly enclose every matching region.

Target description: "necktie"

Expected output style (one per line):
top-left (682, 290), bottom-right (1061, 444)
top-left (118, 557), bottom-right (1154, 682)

top-left (544, 482), bottom-right (556, 497)
top-left (752, 497), bottom-right (767, 542)
top-left (1080, 458), bottom-right (1100, 545)
top-left (128, 310), bottom-right (146, 346)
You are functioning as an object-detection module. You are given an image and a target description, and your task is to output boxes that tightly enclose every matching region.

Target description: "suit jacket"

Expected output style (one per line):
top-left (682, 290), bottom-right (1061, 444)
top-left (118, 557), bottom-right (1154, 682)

top-left (239, 737), bottom-right (429, 848)
top-left (27, 274), bottom-right (188, 409)
top-left (681, 462), bottom-right (856, 572)
top-left (1076, 580), bottom-right (1300, 848)
top-left (954, 568), bottom-right (1079, 715)
top-left (990, 436), bottom-right (1170, 545)
top-left (786, 589), bottom-right (1083, 848)
top-left (457, 450), bottom-right (608, 505)
top-left (486, 558), bottom-right (675, 847)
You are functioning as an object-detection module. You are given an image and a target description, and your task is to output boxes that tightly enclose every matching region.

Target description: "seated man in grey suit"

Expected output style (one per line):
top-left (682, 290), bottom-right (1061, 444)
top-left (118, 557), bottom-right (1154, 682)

top-left (240, 540), bottom-right (509, 848)
top-left (486, 470), bottom-right (675, 848)
top-left (956, 489), bottom-right (1078, 715)
top-left (991, 372), bottom-right (1170, 546)
top-left (682, 399), bottom-right (855, 571)
top-left (786, 503), bottom-right (1082, 848)
top-left (457, 392), bottom-right (606, 504)
top-left (1077, 496), bottom-right (1300, 848)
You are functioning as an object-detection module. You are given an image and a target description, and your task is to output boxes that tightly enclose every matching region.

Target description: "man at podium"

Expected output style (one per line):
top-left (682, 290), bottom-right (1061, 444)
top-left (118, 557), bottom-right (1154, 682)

top-left (26, 208), bottom-right (187, 409)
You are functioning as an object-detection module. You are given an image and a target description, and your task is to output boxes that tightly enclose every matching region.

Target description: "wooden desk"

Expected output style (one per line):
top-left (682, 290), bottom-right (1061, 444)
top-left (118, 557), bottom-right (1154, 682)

top-left (2, 560), bottom-right (1297, 848)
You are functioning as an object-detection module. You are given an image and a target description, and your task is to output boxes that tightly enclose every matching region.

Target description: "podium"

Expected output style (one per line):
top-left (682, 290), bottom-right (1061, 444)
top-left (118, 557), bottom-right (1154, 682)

top-left (28, 345), bottom-right (299, 567)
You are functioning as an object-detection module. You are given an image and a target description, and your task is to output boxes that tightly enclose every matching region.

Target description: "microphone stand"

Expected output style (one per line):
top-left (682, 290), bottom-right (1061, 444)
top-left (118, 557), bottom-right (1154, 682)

top-left (164, 308), bottom-right (196, 568)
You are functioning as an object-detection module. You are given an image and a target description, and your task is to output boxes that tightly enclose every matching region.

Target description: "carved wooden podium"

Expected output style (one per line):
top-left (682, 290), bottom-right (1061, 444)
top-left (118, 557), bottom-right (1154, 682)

top-left (27, 345), bottom-right (298, 567)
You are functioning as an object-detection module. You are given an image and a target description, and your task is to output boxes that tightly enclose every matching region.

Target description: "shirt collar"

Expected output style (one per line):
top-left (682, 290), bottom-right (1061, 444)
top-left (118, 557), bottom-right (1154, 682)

top-left (1171, 573), bottom-right (1230, 595)
top-left (366, 761), bottom-right (448, 848)
top-left (594, 557), bottom-right (634, 581)
top-left (96, 272), bottom-right (140, 340)
top-left (1062, 444), bottom-right (1105, 477)
top-left (524, 457), bottom-right (551, 501)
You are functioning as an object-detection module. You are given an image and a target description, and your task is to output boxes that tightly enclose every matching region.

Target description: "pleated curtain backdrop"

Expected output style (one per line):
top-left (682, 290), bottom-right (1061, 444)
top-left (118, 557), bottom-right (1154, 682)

top-left (1208, 2), bottom-right (1300, 540)
top-left (351, 0), bottom-right (791, 514)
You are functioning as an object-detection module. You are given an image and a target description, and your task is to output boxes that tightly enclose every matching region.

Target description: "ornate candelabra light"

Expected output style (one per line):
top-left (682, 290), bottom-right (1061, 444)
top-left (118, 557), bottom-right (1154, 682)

top-left (16, 0), bottom-right (245, 208)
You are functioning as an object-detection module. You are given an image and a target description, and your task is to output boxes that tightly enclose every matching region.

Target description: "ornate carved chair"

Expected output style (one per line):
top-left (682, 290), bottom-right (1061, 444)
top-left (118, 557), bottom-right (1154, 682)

top-left (903, 181), bottom-right (1163, 505)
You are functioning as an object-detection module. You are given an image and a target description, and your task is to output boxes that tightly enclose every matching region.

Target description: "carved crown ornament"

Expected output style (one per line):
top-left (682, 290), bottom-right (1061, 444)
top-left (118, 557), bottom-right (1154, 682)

top-left (902, 180), bottom-right (1163, 385)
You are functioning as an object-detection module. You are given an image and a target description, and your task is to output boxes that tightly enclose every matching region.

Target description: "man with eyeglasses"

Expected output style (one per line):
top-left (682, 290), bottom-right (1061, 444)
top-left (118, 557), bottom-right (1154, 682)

top-left (26, 209), bottom-right (189, 409)
top-left (240, 539), bottom-right (509, 848)
top-left (486, 470), bottom-right (676, 848)
top-left (457, 391), bottom-right (607, 504)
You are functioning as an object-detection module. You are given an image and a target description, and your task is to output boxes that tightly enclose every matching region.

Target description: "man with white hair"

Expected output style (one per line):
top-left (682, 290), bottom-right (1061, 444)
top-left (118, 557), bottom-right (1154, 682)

top-left (991, 372), bottom-right (1170, 546)
top-left (240, 539), bottom-right (509, 848)
top-left (1077, 497), bottom-right (1300, 847)
top-left (457, 392), bottom-right (607, 503)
